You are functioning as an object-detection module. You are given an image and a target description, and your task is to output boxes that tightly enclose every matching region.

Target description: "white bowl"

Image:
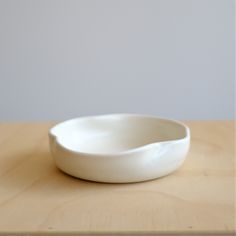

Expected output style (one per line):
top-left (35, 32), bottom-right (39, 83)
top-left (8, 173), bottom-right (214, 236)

top-left (49, 114), bottom-right (190, 183)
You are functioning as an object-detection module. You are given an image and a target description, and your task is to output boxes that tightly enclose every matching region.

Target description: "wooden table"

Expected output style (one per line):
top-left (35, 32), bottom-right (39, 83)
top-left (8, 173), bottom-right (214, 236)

top-left (0, 121), bottom-right (235, 235)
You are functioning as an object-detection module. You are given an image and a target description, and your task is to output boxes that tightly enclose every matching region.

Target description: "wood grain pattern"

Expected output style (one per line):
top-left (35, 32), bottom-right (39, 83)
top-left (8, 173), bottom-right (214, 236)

top-left (0, 121), bottom-right (235, 235)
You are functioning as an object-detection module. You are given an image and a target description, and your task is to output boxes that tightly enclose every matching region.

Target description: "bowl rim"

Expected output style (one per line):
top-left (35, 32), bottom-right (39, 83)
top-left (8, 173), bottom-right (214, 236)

top-left (49, 113), bottom-right (190, 157)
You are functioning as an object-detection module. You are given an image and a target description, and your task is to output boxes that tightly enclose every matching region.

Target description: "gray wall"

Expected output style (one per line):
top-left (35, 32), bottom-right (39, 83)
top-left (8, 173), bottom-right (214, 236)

top-left (0, 0), bottom-right (234, 121)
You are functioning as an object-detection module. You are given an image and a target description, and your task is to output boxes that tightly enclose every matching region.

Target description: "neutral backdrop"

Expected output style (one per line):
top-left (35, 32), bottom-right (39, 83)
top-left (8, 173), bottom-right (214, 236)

top-left (0, 0), bottom-right (235, 121)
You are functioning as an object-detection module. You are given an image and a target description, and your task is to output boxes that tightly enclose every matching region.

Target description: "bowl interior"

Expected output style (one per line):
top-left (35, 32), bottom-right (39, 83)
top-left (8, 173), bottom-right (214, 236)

top-left (51, 115), bottom-right (188, 154)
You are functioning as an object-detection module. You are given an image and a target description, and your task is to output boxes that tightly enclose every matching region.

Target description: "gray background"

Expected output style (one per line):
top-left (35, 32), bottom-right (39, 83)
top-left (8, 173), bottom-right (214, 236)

top-left (0, 0), bottom-right (235, 121)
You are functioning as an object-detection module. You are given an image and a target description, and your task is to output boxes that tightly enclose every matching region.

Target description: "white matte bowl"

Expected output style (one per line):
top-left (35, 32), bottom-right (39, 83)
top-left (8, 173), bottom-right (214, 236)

top-left (49, 114), bottom-right (190, 183)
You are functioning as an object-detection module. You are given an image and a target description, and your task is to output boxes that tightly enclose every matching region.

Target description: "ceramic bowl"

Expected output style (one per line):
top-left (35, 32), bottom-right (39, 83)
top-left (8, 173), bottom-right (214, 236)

top-left (49, 114), bottom-right (190, 183)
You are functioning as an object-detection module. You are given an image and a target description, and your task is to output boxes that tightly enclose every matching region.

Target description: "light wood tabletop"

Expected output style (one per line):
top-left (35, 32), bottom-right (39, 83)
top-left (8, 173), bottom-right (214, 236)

top-left (0, 121), bottom-right (235, 235)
